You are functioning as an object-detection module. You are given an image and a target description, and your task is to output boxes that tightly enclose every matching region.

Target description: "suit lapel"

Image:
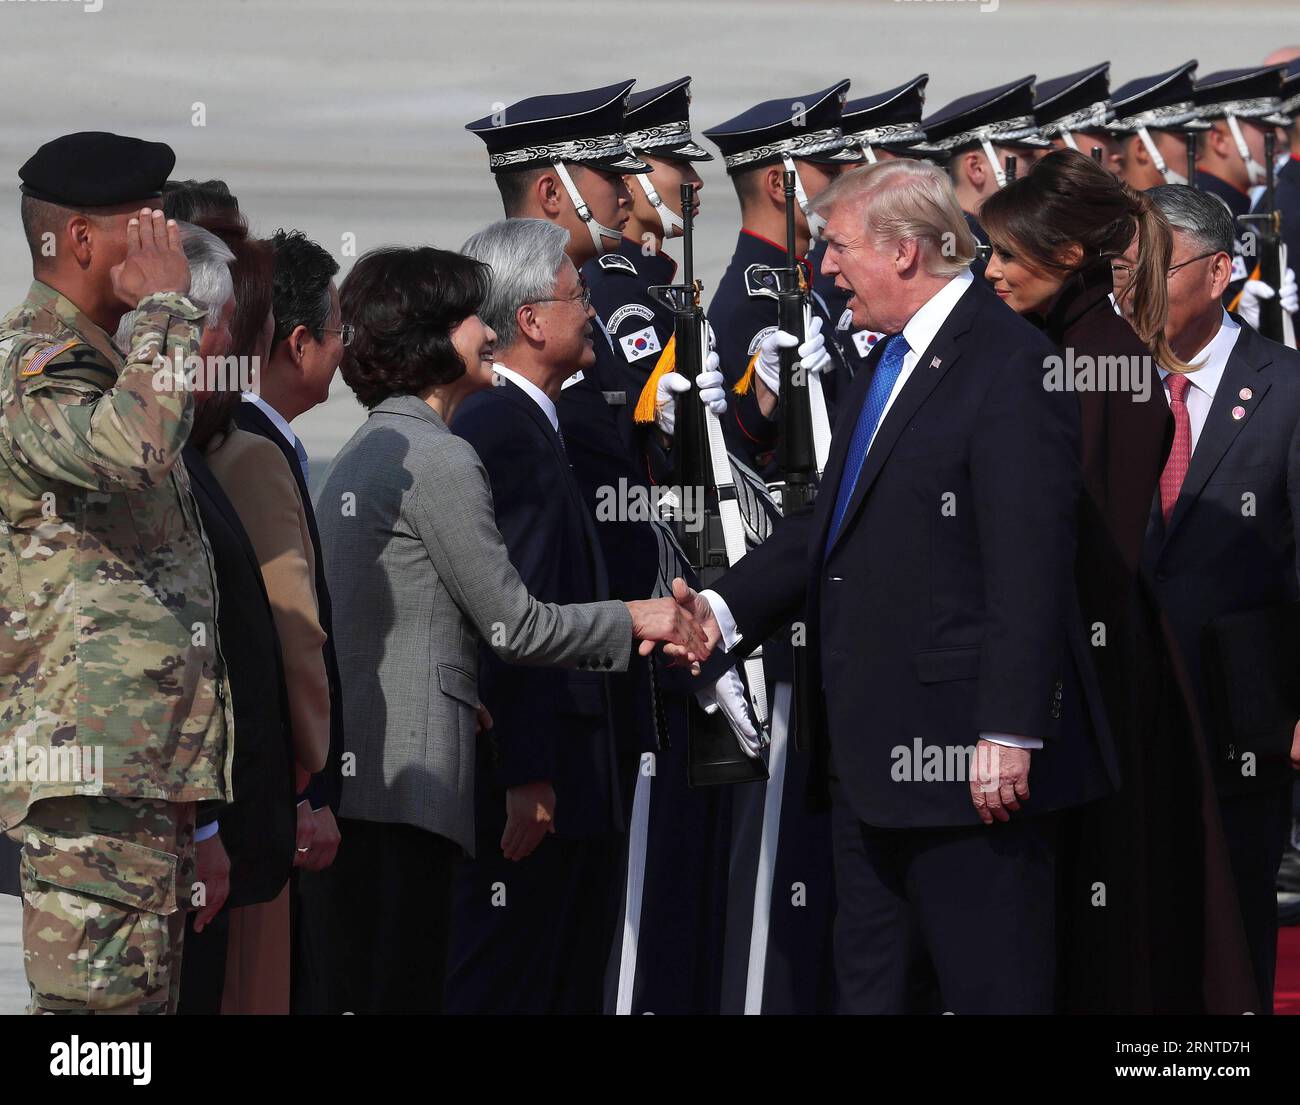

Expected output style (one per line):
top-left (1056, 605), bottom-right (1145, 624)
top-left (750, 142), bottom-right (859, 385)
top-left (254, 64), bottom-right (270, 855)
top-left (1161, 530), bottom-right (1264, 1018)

top-left (500, 380), bottom-right (606, 594)
top-left (1161, 325), bottom-right (1272, 548)
top-left (822, 285), bottom-right (977, 558)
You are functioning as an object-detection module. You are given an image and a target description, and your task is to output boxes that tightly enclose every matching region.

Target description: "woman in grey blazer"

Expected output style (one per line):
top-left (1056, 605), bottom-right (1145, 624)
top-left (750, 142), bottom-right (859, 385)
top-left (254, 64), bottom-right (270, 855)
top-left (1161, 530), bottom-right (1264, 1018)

top-left (300, 245), bottom-right (703, 1013)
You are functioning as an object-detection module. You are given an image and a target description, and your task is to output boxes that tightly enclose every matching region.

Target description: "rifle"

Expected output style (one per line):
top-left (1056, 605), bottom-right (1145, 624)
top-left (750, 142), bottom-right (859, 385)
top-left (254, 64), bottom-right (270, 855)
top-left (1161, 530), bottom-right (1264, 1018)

top-left (649, 185), bottom-right (768, 787)
top-left (1238, 131), bottom-right (1293, 345)
top-left (1186, 130), bottom-right (1198, 187)
top-left (752, 170), bottom-right (825, 752)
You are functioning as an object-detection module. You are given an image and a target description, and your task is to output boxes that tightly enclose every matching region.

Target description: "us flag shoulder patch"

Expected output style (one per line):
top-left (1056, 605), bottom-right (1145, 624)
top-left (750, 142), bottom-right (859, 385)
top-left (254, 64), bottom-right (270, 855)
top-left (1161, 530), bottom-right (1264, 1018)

top-left (20, 339), bottom-right (78, 377)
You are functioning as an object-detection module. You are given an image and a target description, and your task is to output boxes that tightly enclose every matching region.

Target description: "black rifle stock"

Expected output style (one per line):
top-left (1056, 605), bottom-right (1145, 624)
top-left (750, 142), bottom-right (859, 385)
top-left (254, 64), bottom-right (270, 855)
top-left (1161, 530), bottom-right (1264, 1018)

top-left (651, 185), bottom-right (766, 786)
top-left (766, 171), bottom-right (818, 753)
top-left (1238, 132), bottom-right (1287, 343)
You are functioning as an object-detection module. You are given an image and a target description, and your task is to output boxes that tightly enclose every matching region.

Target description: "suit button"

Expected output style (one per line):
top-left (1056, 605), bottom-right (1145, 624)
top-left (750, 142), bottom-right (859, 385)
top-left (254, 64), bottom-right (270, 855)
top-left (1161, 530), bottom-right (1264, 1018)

top-left (1050, 706), bottom-right (1061, 719)
top-left (1053, 689), bottom-right (1062, 701)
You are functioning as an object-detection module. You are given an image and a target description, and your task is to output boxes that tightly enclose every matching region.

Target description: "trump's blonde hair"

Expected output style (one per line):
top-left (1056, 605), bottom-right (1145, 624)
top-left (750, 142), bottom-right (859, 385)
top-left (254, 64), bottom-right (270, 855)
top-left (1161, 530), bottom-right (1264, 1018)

top-left (811, 159), bottom-right (977, 277)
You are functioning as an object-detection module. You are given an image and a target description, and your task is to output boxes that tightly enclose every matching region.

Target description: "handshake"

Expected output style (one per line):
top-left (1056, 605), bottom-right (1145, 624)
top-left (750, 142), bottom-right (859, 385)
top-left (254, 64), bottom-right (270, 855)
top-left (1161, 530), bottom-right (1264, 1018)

top-left (625, 580), bottom-right (763, 760)
top-left (624, 577), bottom-right (722, 671)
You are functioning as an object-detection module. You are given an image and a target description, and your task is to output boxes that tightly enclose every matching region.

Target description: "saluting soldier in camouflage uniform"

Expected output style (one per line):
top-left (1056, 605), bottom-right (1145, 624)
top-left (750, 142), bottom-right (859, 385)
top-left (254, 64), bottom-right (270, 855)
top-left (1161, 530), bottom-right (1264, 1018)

top-left (0, 132), bottom-right (231, 1014)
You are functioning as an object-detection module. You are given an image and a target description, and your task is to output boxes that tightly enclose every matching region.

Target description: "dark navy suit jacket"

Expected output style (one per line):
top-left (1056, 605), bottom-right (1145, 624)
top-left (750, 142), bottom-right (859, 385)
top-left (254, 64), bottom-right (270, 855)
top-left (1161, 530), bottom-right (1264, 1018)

top-left (713, 276), bottom-right (1115, 828)
top-left (454, 377), bottom-right (625, 839)
top-left (1143, 319), bottom-right (1300, 794)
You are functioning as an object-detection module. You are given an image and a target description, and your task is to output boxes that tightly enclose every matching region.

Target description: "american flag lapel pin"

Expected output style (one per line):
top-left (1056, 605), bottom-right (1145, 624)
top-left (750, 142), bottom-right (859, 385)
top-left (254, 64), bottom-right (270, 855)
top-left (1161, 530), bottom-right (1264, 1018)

top-left (930, 356), bottom-right (942, 370)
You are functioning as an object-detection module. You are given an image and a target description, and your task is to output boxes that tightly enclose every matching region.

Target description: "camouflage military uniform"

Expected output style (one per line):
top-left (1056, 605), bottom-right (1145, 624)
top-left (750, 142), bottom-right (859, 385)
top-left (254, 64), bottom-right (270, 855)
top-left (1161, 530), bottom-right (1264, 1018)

top-left (0, 280), bottom-right (232, 1014)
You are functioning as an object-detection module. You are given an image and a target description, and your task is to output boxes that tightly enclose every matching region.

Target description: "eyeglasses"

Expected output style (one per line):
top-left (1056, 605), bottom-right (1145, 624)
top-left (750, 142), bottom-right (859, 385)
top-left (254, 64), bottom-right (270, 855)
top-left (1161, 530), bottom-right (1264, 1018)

top-left (529, 282), bottom-right (592, 310)
top-left (321, 323), bottom-right (355, 347)
top-left (1111, 250), bottom-right (1219, 285)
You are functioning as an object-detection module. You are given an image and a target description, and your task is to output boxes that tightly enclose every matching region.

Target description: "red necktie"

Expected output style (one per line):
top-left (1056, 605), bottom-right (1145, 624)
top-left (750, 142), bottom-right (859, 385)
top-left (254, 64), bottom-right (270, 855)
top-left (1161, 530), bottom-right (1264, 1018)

top-left (1159, 373), bottom-right (1192, 523)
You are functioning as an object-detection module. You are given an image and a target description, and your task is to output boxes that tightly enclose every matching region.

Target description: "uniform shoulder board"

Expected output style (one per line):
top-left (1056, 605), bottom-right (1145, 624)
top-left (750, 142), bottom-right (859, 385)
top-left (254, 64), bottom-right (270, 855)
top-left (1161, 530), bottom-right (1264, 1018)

top-left (35, 341), bottom-right (118, 390)
top-left (598, 252), bottom-right (638, 275)
top-left (744, 264), bottom-right (778, 300)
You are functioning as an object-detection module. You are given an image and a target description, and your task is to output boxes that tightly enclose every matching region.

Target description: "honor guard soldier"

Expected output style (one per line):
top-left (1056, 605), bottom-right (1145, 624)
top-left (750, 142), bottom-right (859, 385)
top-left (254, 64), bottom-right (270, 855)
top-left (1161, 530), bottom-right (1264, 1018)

top-left (1034, 62), bottom-right (1117, 169)
top-left (703, 81), bottom-right (859, 478)
top-left (581, 76), bottom-right (721, 483)
top-left (704, 83), bottom-right (865, 1015)
top-left (922, 75), bottom-right (1053, 249)
top-left (812, 74), bottom-right (936, 373)
top-left (463, 85), bottom-right (755, 1015)
top-left (1274, 59), bottom-right (1300, 286)
top-left (0, 132), bottom-right (231, 1014)
top-left (1106, 60), bottom-right (1209, 191)
top-left (1194, 64), bottom-right (1295, 319)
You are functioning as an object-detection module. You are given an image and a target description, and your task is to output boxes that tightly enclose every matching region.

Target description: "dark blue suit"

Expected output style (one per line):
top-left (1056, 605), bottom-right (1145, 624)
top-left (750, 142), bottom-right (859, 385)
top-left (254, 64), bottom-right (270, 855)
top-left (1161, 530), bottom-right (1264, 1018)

top-left (712, 276), bottom-right (1114, 1012)
top-left (445, 376), bottom-right (625, 1014)
top-left (1143, 319), bottom-right (1300, 1010)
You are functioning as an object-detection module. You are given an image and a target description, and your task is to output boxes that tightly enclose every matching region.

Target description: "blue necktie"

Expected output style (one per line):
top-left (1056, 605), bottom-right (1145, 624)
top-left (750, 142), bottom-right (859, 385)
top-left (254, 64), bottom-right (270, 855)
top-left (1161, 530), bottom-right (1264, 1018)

top-left (825, 333), bottom-right (909, 552)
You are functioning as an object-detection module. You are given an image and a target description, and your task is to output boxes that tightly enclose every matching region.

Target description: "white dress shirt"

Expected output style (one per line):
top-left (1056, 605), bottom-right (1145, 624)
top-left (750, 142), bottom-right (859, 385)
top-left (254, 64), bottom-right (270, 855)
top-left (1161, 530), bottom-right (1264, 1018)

top-left (1158, 310), bottom-right (1240, 452)
top-left (241, 391), bottom-right (299, 450)
top-left (703, 267), bottom-right (1038, 751)
top-left (492, 362), bottom-right (559, 432)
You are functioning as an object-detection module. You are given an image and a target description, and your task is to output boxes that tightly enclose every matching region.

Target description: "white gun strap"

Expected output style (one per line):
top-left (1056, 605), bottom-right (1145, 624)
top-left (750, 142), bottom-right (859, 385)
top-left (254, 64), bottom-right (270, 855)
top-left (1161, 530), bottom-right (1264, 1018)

top-left (803, 302), bottom-right (832, 476)
top-left (1282, 242), bottom-right (1298, 350)
top-left (700, 319), bottom-right (770, 725)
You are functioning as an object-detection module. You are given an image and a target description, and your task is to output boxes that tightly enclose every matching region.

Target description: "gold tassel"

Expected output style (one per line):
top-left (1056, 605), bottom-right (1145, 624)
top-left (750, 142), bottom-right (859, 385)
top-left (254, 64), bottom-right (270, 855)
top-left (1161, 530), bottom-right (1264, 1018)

top-left (633, 335), bottom-right (677, 424)
top-left (733, 351), bottom-right (759, 395)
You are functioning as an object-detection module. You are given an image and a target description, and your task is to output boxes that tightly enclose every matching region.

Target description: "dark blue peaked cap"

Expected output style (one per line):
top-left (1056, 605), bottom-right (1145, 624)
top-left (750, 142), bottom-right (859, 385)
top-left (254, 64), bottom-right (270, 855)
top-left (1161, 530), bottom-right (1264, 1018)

top-left (1282, 58), bottom-right (1300, 119)
top-left (839, 75), bottom-right (933, 155)
top-left (1034, 63), bottom-right (1113, 137)
top-left (465, 80), bottom-right (651, 174)
top-left (1194, 64), bottom-right (1290, 127)
top-left (624, 77), bottom-right (712, 161)
top-left (1107, 60), bottom-right (1207, 133)
top-left (704, 80), bottom-right (862, 174)
top-left (922, 75), bottom-right (1052, 152)
top-left (20, 131), bottom-right (175, 207)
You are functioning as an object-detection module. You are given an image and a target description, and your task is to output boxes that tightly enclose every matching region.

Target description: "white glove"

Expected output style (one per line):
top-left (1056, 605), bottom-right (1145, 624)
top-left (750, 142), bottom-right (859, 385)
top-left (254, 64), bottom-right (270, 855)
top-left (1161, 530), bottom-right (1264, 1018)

top-left (754, 314), bottom-right (832, 396)
top-left (696, 667), bottom-right (764, 760)
top-left (655, 351), bottom-right (726, 435)
top-left (1240, 266), bottom-right (1298, 329)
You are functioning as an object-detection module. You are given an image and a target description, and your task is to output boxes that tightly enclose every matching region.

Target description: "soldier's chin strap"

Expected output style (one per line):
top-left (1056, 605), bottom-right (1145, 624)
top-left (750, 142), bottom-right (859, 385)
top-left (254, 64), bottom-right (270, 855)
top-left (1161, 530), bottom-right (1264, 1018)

top-left (1136, 126), bottom-right (1188, 185)
top-left (978, 137), bottom-right (1008, 189)
top-left (633, 171), bottom-right (683, 239)
top-left (553, 160), bottom-right (622, 256)
top-left (859, 143), bottom-right (878, 165)
top-left (1225, 114), bottom-right (1268, 187)
top-left (1059, 132), bottom-right (1079, 152)
top-left (781, 155), bottom-right (826, 241)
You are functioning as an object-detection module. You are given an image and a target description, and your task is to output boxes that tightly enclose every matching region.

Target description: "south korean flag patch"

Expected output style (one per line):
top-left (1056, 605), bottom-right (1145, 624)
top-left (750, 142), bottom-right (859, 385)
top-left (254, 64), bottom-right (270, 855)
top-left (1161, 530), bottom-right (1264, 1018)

top-left (619, 325), bottom-right (662, 363)
top-left (853, 329), bottom-right (885, 359)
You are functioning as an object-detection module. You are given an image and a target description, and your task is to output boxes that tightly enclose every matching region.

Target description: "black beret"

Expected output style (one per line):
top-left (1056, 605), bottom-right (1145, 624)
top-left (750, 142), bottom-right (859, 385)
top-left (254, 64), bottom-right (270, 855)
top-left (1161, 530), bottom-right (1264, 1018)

top-left (19, 131), bottom-right (176, 208)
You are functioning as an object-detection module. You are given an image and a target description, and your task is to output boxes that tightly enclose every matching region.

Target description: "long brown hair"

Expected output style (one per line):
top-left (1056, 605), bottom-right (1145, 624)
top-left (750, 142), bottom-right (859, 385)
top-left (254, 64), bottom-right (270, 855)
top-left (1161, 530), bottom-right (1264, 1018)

top-left (980, 148), bottom-right (1187, 370)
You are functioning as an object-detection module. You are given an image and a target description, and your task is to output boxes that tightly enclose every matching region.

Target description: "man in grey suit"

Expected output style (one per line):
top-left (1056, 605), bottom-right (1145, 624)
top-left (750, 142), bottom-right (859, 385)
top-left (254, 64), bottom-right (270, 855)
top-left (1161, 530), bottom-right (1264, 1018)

top-left (298, 241), bottom-right (706, 1013)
